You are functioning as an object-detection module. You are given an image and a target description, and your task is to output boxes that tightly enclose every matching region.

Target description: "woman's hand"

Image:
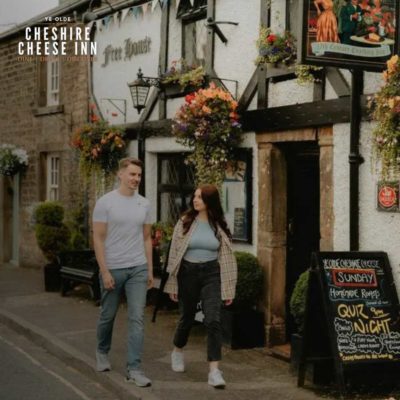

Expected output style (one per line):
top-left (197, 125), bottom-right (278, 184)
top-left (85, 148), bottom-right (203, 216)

top-left (224, 299), bottom-right (233, 306)
top-left (169, 293), bottom-right (178, 302)
top-left (147, 272), bottom-right (154, 289)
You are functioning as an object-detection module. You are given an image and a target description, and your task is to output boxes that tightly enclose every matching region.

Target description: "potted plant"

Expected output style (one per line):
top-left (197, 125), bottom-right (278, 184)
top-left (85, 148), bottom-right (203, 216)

top-left (369, 55), bottom-right (400, 179)
top-left (221, 251), bottom-right (265, 349)
top-left (151, 221), bottom-right (174, 276)
top-left (0, 144), bottom-right (28, 177)
top-left (34, 201), bottom-right (71, 292)
top-left (160, 59), bottom-right (206, 95)
top-left (255, 27), bottom-right (297, 67)
top-left (172, 83), bottom-right (242, 188)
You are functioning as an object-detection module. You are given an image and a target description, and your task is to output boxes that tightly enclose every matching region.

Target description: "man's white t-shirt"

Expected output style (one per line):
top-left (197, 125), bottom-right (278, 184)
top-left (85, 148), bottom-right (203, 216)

top-left (93, 190), bottom-right (153, 269)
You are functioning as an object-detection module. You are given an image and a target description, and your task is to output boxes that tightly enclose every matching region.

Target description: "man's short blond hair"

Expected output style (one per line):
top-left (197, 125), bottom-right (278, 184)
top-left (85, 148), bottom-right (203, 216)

top-left (118, 157), bottom-right (143, 171)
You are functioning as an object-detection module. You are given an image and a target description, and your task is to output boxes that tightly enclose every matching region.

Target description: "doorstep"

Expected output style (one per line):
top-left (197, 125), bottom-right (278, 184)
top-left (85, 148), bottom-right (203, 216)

top-left (270, 343), bottom-right (291, 362)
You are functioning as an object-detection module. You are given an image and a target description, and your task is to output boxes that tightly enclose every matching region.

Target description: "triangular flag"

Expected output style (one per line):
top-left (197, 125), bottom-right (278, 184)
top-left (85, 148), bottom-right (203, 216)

top-left (132, 6), bottom-right (143, 18)
top-left (175, 0), bottom-right (181, 9)
top-left (113, 12), bottom-right (119, 25)
top-left (87, 20), bottom-right (95, 31)
top-left (189, 0), bottom-right (194, 6)
top-left (151, 0), bottom-right (158, 12)
top-left (142, 2), bottom-right (148, 14)
top-left (121, 8), bottom-right (129, 22)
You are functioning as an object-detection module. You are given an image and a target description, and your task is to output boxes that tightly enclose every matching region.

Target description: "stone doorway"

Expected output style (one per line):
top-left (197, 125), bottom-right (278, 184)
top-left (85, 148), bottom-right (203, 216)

top-left (256, 127), bottom-right (333, 347)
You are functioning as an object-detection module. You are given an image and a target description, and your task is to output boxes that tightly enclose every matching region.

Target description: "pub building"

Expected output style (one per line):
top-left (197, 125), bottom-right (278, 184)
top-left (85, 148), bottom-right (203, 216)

top-left (0, 0), bottom-right (399, 352)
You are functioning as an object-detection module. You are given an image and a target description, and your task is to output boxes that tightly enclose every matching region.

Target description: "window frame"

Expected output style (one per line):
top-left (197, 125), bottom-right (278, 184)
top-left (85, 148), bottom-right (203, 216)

top-left (46, 56), bottom-right (60, 106)
top-left (46, 152), bottom-right (60, 201)
top-left (157, 153), bottom-right (195, 222)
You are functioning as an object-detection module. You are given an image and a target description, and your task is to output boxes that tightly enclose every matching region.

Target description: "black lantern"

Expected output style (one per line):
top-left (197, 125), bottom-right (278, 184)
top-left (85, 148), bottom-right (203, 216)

top-left (127, 68), bottom-right (161, 114)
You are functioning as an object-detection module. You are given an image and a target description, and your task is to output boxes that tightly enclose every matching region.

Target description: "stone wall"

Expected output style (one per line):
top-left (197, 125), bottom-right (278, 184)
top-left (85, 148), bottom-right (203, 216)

top-left (0, 31), bottom-right (89, 268)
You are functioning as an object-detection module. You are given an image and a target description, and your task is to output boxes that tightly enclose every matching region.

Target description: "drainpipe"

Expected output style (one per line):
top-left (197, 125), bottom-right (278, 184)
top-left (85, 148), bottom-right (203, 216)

top-left (349, 70), bottom-right (364, 251)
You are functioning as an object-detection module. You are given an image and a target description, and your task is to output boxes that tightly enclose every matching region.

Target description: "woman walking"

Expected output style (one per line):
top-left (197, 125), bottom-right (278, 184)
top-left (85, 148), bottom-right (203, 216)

top-left (164, 184), bottom-right (237, 389)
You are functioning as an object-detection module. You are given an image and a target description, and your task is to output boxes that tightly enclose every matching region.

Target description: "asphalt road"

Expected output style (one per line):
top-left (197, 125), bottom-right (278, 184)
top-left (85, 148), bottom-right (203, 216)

top-left (0, 323), bottom-right (118, 400)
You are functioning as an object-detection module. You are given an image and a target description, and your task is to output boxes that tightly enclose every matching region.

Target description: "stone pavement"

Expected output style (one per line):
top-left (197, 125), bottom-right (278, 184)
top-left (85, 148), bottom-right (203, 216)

top-left (0, 264), bottom-right (390, 400)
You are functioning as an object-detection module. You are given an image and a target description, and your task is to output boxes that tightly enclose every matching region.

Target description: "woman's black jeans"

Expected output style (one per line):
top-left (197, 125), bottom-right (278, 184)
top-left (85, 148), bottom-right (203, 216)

top-left (173, 259), bottom-right (222, 361)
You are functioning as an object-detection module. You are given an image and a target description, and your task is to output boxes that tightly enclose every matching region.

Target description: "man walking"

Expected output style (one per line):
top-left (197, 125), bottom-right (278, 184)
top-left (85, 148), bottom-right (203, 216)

top-left (93, 157), bottom-right (154, 387)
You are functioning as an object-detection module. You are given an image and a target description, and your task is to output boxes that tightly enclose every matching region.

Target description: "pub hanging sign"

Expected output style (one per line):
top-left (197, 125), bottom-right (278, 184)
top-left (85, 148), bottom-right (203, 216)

top-left (300, 0), bottom-right (400, 71)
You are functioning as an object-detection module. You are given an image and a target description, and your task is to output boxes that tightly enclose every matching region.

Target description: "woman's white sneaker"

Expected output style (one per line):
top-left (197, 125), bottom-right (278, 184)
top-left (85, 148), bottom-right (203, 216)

top-left (208, 368), bottom-right (226, 389)
top-left (171, 350), bottom-right (185, 372)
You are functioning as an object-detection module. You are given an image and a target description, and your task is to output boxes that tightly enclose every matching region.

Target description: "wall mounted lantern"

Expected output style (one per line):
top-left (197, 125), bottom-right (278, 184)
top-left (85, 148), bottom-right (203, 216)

top-left (127, 68), bottom-right (161, 114)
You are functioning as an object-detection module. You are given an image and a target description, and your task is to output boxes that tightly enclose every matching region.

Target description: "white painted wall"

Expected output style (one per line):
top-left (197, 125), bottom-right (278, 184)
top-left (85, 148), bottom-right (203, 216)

top-left (92, 6), bottom-right (162, 125)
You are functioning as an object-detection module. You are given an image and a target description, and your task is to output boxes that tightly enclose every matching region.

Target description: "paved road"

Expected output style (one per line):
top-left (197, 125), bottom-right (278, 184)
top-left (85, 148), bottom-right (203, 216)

top-left (0, 323), bottom-right (118, 400)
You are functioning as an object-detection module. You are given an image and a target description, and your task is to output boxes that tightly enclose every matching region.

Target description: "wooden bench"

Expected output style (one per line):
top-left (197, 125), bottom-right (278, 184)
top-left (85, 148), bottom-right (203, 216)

top-left (58, 250), bottom-right (100, 304)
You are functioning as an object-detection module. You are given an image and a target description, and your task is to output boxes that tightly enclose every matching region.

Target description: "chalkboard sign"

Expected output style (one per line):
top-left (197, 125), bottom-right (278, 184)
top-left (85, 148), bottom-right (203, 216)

top-left (298, 251), bottom-right (400, 393)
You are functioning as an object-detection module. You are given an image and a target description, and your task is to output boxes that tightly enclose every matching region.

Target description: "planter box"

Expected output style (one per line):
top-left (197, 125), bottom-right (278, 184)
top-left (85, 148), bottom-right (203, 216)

top-left (160, 82), bottom-right (203, 98)
top-left (44, 263), bottom-right (61, 292)
top-left (221, 308), bottom-right (265, 349)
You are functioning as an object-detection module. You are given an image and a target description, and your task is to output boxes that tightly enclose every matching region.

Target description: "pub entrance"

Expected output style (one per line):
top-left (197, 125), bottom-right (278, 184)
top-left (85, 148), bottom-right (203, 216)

top-left (282, 142), bottom-right (320, 340)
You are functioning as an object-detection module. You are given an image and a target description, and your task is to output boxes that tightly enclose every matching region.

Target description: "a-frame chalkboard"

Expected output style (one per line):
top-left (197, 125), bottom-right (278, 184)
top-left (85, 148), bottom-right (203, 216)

top-left (298, 251), bottom-right (400, 395)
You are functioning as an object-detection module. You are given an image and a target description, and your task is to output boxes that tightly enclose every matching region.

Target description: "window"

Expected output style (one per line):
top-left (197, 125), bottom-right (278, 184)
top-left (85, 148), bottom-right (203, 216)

top-left (37, 41), bottom-right (60, 107)
top-left (177, 0), bottom-right (207, 20)
top-left (178, 0), bottom-right (207, 66)
top-left (157, 154), bottom-right (195, 222)
top-left (222, 149), bottom-right (253, 243)
top-left (46, 153), bottom-right (60, 201)
top-left (47, 57), bottom-right (60, 106)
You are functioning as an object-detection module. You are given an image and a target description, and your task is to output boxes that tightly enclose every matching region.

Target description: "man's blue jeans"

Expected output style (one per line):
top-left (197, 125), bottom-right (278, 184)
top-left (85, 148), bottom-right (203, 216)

top-left (97, 264), bottom-right (148, 371)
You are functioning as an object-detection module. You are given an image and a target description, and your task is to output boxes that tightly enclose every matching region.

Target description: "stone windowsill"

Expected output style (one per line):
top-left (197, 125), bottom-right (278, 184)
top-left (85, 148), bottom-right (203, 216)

top-left (33, 104), bottom-right (64, 116)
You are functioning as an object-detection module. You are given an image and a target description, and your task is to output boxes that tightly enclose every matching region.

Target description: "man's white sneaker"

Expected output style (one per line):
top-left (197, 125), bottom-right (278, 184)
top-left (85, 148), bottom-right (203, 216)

top-left (96, 351), bottom-right (111, 372)
top-left (208, 368), bottom-right (226, 389)
top-left (126, 369), bottom-right (152, 387)
top-left (171, 350), bottom-right (185, 372)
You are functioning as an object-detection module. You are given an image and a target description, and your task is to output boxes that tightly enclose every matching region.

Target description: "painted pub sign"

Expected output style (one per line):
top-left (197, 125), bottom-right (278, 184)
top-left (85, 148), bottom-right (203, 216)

top-left (300, 0), bottom-right (400, 70)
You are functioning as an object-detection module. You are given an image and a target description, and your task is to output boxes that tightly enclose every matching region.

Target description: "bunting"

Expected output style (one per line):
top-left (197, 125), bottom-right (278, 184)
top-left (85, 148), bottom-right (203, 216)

top-left (120, 8), bottom-right (130, 23)
top-left (97, 0), bottom-right (162, 29)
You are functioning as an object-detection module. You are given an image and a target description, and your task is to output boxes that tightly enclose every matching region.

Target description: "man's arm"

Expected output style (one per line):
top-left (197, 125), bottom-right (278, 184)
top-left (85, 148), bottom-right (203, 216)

top-left (143, 224), bottom-right (154, 289)
top-left (93, 221), bottom-right (115, 290)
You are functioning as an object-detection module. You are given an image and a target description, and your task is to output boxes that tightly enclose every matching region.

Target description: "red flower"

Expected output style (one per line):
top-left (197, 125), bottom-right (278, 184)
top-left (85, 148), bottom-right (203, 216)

top-left (267, 34), bottom-right (276, 43)
top-left (185, 93), bottom-right (195, 104)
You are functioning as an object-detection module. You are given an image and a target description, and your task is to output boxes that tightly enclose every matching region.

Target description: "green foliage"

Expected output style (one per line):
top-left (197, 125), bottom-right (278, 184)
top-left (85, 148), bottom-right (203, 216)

top-left (172, 84), bottom-right (242, 188)
top-left (255, 27), bottom-right (297, 66)
top-left (289, 270), bottom-right (310, 334)
top-left (0, 144), bottom-right (28, 176)
top-left (70, 119), bottom-right (126, 180)
top-left (34, 201), bottom-right (65, 226)
top-left (369, 55), bottom-right (400, 179)
top-left (161, 59), bottom-right (206, 89)
top-left (294, 64), bottom-right (323, 86)
top-left (34, 202), bottom-right (71, 263)
top-left (234, 251), bottom-right (263, 309)
top-left (66, 205), bottom-right (88, 250)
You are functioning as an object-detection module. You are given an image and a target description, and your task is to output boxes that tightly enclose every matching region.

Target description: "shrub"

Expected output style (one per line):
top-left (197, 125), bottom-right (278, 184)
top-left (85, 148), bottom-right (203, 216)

top-left (289, 270), bottom-right (310, 334)
top-left (34, 202), bottom-right (71, 263)
top-left (234, 251), bottom-right (263, 310)
top-left (34, 201), bottom-right (64, 226)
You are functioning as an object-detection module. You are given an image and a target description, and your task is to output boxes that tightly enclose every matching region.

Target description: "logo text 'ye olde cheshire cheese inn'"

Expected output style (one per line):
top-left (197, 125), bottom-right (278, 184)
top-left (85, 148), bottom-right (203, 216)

top-left (17, 26), bottom-right (97, 56)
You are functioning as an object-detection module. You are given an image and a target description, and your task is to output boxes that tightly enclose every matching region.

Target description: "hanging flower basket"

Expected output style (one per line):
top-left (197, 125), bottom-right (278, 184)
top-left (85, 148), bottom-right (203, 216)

top-left (0, 144), bottom-right (28, 176)
top-left (70, 118), bottom-right (127, 184)
top-left (160, 59), bottom-right (206, 91)
top-left (172, 83), bottom-right (242, 188)
top-left (255, 27), bottom-right (297, 66)
top-left (369, 55), bottom-right (400, 179)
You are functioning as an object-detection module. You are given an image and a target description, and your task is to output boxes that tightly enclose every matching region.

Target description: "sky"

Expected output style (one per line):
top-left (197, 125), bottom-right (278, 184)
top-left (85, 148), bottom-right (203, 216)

top-left (0, 0), bottom-right (60, 33)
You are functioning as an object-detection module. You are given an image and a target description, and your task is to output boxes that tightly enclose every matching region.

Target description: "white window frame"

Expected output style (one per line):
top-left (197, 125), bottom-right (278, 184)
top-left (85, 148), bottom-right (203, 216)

top-left (46, 153), bottom-right (60, 201)
top-left (46, 56), bottom-right (60, 106)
